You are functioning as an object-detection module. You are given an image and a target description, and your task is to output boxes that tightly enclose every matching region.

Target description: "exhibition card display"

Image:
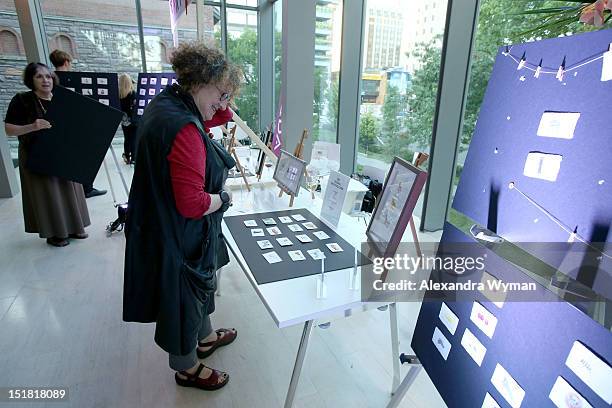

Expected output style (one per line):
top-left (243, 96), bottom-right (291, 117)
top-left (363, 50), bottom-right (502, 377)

top-left (251, 228), bottom-right (264, 237)
top-left (81, 77), bottom-right (92, 84)
top-left (326, 243), bottom-right (343, 253)
top-left (150, 77), bottom-right (157, 85)
top-left (536, 112), bottom-right (580, 140)
top-left (292, 214), bottom-right (307, 221)
top-left (523, 152), bottom-right (562, 182)
top-left (313, 231), bottom-right (330, 240)
top-left (549, 377), bottom-right (592, 408)
top-left (302, 222), bottom-right (317, 230)
top-left (470, 302), bottom-right (497, 339)
top-left (57, 72), bottom-right (120, 110)
top-left (602, 47), bottom-right (612, 81)
top-left (262, 218), bottom-right (277, 225)
top-left (279, 216), bottom-right (293, 224)
top-left (276, 237), bottom-right (293, 247)
top-left (288, 250), bottom-right (306, 261)
top-left (295, 234), bottom-right (313, 243)
top-left (97, 88), bottom-right (108, 95)
top-left (481, 393), bottom-right (501, 408)
top-left (307, 249), bottom-right (326, 260)
top-left (266, 227), bottom-right (282, 236)
top-left (432, 327), bottom-right (451, 360)
top-left (490, 364), bottom-right (525, 408)
top-left (288, 224), bottom-right (303, 232)
top-left (99, 99), bottom-right (109, 105)
top-left (273, 150), bottom-right (307, 196)
top-left (262, 251), bottom-right (282, 264)
top-left (243, 220), bottom-right (257, 227)
top-left (161, 77), bottom-right (169, 85)
top-left (461, 328), bottom-right (486, 367)
top-left (565, 341), bottom-right (612, 404)
top-left (96, 77), bottom-right (108, 85)
top-left (257, 240), bottom-right (273, 249)
top-left (438, 302), bottom-right (459, 335)
top-left (140, 77), bottom-right (147, 84)
top-left (139, 89), bottom-right (146, 95)
top-left (82, 88), bottom-right (93, 96)
top-left (321, 170), bottom-right (350, 226)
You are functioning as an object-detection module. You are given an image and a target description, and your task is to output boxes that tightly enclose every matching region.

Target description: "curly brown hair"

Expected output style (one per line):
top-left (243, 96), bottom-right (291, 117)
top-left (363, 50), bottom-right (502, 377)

top-left (170, 42), bottom-right (242, 97)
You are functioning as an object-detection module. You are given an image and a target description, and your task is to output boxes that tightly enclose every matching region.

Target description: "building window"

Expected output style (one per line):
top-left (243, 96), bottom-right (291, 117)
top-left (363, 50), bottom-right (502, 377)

top-left (0, 29), bottom-right (22, 56)
top-left (159, 41), bottom-right (168, 64)
top-left (50, 33), bottom-right (76, 57)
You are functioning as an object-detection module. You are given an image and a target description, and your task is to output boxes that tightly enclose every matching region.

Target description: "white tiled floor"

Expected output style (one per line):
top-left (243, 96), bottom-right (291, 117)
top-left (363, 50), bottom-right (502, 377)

top-left (0, 151), bottom-right (446, 408)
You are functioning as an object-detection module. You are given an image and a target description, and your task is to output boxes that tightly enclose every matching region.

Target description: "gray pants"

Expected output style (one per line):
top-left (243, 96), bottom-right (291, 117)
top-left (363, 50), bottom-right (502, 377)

top-left (169, 314), bottom-right (213, 371)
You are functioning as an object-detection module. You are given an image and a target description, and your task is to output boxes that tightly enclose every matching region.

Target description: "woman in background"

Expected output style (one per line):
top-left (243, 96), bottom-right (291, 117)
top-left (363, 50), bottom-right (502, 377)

top-left (4, 62), bottom-right (90, 247)
top-left (119, 73), bottom-right (138, 164)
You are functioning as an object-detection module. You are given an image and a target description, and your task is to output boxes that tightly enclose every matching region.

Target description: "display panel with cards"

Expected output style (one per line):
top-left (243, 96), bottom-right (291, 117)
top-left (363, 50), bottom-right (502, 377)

top-left (273, 150), bottom-right (307, 197)
top-left (134, 72), bottom-right (177, 122)
top-left (55, 71), bottom-right (120, 109)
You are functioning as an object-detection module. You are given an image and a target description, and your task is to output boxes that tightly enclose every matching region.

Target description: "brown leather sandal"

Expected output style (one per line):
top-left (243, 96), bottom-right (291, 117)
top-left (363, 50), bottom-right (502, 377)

top-left (174, 363), bottom-right (229, 391)
top-left (197, 328), bottom-right (237, 359)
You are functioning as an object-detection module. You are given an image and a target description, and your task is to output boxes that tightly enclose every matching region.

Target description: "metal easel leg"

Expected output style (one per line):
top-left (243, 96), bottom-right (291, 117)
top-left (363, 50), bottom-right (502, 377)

top-left (389, 303), bottom-right (400, 393)
top-left (386, 365), bottom-right (423, 408)
top-left (284, 320), bottom-right (314, 408)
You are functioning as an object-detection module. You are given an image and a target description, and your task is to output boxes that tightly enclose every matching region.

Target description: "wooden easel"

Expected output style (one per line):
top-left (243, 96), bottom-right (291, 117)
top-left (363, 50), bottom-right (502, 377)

top-left (278, 128), bottom-right (309, 206)
top-left (408, 152), bottom-right (429, 258)
top-left (226, 125), bottom-right (251, 192)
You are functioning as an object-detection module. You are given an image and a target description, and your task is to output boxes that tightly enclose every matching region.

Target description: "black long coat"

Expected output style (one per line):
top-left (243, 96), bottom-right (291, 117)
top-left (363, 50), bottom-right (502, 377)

top-left (122, 84), bottom-right (235, 356)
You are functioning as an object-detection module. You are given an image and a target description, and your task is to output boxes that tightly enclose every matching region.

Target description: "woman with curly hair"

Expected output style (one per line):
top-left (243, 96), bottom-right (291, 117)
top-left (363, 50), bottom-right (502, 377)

top-left (123, 42), bottom-right (242, 391)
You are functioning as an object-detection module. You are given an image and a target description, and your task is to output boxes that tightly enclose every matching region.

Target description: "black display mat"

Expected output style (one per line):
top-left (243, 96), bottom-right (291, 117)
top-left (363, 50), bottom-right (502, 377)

top-left (56, 71), bottom-right (120, 109)
top-left (224, 209), bottom-right (371, 285)
top-left (411, 223), bottom-right (612, 408)
top-left (27, 86), bottom-right (123, 185)
top-left (134, 73), bottom-right (177, 122)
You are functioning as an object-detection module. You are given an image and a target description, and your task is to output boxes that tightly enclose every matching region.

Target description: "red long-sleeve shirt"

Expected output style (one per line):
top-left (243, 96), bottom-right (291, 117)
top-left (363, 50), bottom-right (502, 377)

top-left (167, 108), bottom-right (233, 219)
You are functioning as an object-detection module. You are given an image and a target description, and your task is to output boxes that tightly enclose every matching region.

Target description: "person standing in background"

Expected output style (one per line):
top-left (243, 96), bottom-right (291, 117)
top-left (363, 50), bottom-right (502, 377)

top-left (118, 73), bottom-right (138, 165)
top-left (4, 62), bottom-right (90, 247)
top-left (49, 49), bottom-right (107, 199)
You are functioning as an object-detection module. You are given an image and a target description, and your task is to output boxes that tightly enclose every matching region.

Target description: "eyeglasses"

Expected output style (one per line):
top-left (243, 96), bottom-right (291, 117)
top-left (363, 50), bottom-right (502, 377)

top-left (215, 84), bottom-right (231, 102)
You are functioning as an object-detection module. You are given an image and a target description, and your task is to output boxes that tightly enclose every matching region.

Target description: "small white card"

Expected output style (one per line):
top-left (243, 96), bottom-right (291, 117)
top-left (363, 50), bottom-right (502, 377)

top-left (326, 243), bottom-right (343, 253)
top-left (303, 222), bottom-right (317, 230)
top-left (148, 88), bottom-right (156, 96)
top-left (161, 77), bottom-right (169, 85)
top-left (97, 77), bottom-right (108, 85)
top-left (288, 250), bottom-right (306, 261)
top-left (602, 49), bottom-right (612, 81)
top-left (491, 364), bottom-right (525, 408)
top-left (321, 170), bottom-right (350, 226)
top-left (288, 224), bottom-right (303, 232)
top-left (251, 228), bottom-right (264, 237)
top-left (257, 240), bottom-right (273, 249)
top-left (262, 218), bottom-right (277, 225)
top-left (307, 249), bottom-right (326, 260)
top-left (461, 328), bottom-right (486, 367)
top-left (549, 376), bottom-right (592, 408)
top-left (97, 88), bottom-right (108, 95)
top-left (292, 214), bottom-right (307, 221)
top-left (139, 100), bottom-right (145, 107)
top-left (82, 88), bottom-right (93, 95)
top-left (432, 327), bottom-right (451, 360)
top-left (479, 271), bottom-right (506, 308)
top-left (99, 99), bottom-right (109, 106)
top-left (266, 227), bottom-right (282, 236)
top-left (81, 77), bottom-right (92, 84)
top-left (537, 112), bottom-right (580, 140)
top-left (243, 220), bottom-right (257, 227)
top-left (140, 77), bottom-right (148, 85)
top-left (137, 108), bottom-right (144, 115)
top-left (439, 302), bottom-right (459, 335)
top-left (296, 234), bottom-right (312, 243)
top-left (470, 302), bottom-right (497, 339)
top-left (139, 88), bottom-right (146, 95)
top-left (262, 251), bottom-right (282, 264)
top-left (313, 231), bottom-right (330, 240)
top-left (276, 237), bottom-right (293, 247)
top-left (565, 341), bottom-right (612, 404)
top-left (481, 393), bottom-right (501, 408)
top-left (150, 77), bottom-right (157, 85)
top-left (523, 152), bottom-right (562, 182)
top-left (279, 216), bottom-right (292, 224)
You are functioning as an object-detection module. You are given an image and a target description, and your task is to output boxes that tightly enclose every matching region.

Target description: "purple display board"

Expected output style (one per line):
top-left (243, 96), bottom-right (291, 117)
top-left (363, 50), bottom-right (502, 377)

top-left (411, 223), bottom-right (612, 408)
top-left (134, 72), bottom-right (177, 120)
top-left (453, 29), bottom-right (612, 298)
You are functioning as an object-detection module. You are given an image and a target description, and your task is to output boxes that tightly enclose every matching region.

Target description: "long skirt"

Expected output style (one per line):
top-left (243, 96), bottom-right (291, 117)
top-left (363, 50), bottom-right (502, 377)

top-left (18, 143), bottom-right (91, 239)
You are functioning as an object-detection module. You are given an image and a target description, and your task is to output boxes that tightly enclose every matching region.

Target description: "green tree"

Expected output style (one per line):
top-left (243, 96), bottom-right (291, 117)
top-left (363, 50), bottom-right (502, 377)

top-left (381, 85), bottom-right (406, 159)
top-left (359, 111), bottom-right (380, 154)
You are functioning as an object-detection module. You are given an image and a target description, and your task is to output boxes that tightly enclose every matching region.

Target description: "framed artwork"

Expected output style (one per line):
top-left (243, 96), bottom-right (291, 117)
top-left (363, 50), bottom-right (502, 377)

top-left (366, 156), bottom-right (427, 258)
top-left (273, 150), bottom-right (306, 196)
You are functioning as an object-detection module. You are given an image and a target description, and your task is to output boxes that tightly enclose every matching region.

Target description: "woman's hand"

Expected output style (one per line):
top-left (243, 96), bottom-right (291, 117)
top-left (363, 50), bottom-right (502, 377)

top-left (32, 119), bottom-right (52, 131)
